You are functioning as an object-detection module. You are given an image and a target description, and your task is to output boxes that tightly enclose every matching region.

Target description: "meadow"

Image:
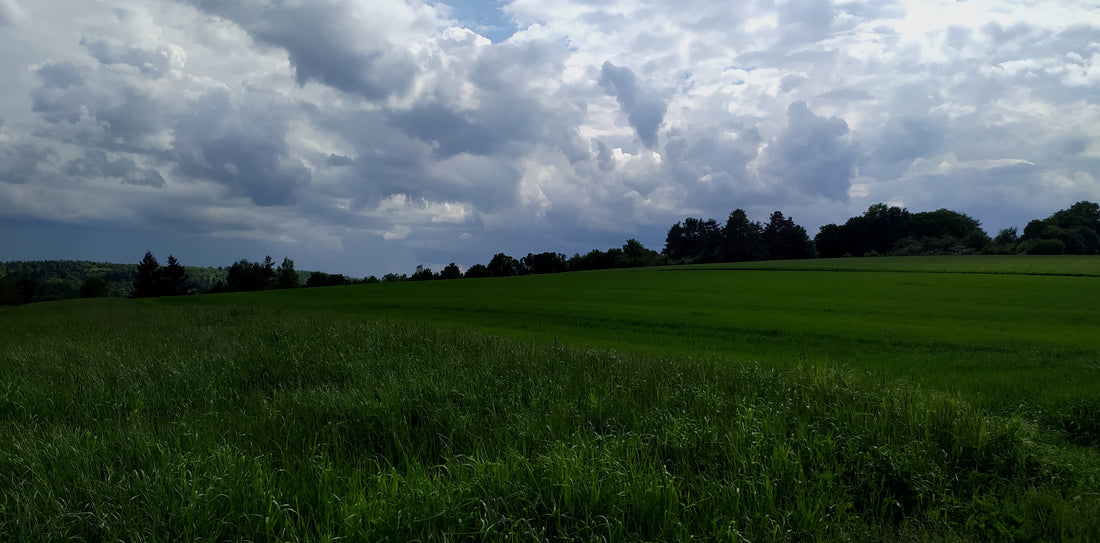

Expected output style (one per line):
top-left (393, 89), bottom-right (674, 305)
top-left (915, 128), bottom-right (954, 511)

top-left (1, 256), bottom-right (1098, 540)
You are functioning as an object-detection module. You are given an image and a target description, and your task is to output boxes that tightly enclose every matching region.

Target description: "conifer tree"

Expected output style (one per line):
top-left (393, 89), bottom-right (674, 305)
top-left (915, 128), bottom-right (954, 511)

top-left (132, 252), bottom-right (162, 298)
top-left (160, 255), bottom-right (192, 296)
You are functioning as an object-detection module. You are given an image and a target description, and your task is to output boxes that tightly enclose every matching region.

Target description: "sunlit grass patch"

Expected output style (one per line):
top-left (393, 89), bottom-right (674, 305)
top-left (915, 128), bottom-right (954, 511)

top-left (1, 302), bottom-right (1099, 540)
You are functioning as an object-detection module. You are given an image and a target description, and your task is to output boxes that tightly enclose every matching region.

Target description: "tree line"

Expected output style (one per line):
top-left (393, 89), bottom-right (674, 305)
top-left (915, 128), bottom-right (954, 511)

top-left (384, 238), bottom-right (664, 282)
top-left (397, 201), bottom-right (1100, 280)
top-left (3, 201), bottom-right (1098, 305)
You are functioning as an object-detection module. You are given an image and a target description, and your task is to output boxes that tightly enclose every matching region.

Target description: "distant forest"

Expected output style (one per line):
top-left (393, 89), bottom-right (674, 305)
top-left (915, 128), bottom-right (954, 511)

top-left (2, 201), bottom-right (1097, 306)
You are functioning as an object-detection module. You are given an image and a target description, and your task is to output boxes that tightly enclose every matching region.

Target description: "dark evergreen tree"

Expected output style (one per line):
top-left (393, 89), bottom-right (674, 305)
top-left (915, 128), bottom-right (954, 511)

top-left (663, 218), bottom-right (722, 262)
top-left (160, 255), bottom-right (192, 296)
top-left (132, 252), bottom-right (162, 298)
top-left (721, 209), bottom-right (764, 262)
top-left (262, 256), bottom-right (277, 288)
top-left (663, 222), bottom-right (685, 260)
top-left (762, 211), bottom-right (816, 260)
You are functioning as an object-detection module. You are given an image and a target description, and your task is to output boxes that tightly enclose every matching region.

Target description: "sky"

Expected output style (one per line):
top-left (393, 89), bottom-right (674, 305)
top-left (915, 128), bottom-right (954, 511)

top-left (0, 0), bottom-right (1098, 277)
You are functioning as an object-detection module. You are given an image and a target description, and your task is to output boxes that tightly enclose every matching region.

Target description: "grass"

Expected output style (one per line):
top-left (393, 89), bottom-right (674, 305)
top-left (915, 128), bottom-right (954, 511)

top-left (687, 255), bottom-right (1100, 276)
top-left (189, 256), bottom-right (1100, 419)
top-left (2, 255), bottom-right (1099, 540)
top-left (1, 300), bottom-right (1098, 540)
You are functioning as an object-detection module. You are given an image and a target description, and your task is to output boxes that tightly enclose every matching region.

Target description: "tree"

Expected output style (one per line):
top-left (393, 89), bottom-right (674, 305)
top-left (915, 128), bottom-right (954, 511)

top-left (813, 223), bottom-right (849, 258)
top-left (132, 251), bottom-right (162, 298)
top-left (762, 211), bottom-right (815, 260)
top-left (617, 239), bottom-right (659, 268)
top-left (410, 265), bottom-right (436, 281)
top-left (861, 203), bottom-right (911, 255)
top-left (1017, 201), bottom-right (1100, 254)
top-left (721, 209), bottom-right (764, 262)
top-left (160, 255), bottom-right (192, 296)
top-left (276, 258), bottom-right (300, 289)
top-left (487, 253), bottom-right (523, 277)
top-left (663, 217), bottom-right (723, 263)
top-left (440, 262), bottom-right (463, 280)
top-left (464, 264), bottom-right (490, 278)
top-left (226, 259), bottom-right (268, 292)
top-left (262, 256), bottom-right (277, 289)
top-left (522, 252), bottom-right (568, 274)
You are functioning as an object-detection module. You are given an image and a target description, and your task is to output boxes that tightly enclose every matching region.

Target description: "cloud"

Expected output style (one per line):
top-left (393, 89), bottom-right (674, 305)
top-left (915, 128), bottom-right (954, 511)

top-left (598, 61), bottom-right (668, 149)
top-left (0, 0), bottom-right (22, 27)
top-left (62, 150), bottom-right (165, 188)
top-left (171, 90), bottom-right (310, 206)
top-left (760, 101), bottom-right (858, 202)
top-left (0, 0), bottom-right (1098, 276)
top-left (183, 0), bottom-right (432, 101)
top-left (0, 140), bottom-right (56, 185)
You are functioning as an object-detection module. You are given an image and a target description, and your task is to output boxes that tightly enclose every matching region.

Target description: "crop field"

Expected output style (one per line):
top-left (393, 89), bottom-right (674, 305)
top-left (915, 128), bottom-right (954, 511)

top-left (192, 256), bottom-right (1100, 415)
top-left (1, 256), bottom-right (1099, 540)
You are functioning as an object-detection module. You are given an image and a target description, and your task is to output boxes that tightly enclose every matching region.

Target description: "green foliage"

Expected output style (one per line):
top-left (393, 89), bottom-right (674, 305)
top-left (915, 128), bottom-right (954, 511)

top-left (306, 271), bottom-right (350, 287)
top-left (132, 252), bottom-right (163, 298)
top-left (815, 204), bottom-right (991, 258)
top-left (521, 252), bottom-right (568, 274)
top-left (0, 260), bottom-right (227, 304)
top-left (1019, 238), bottom-right (1066, 255)
top-left (1020, 201), bottom-right (1100, 254)
top-left (667, 210), bottom-right (815, 264)
top-left (409, 265), bottom-right (437, 281)
top-left (79, 276), bottom-right (108, 298)
top-left (1, 301), bottom-right (1097, 540)
top-left (132, 253), bottom-right (193, 297)
top-left (440, 262), bottom-right (463, 280)
top-left (161, 255), bottom-right (193, 296)
top-left (464, 264), bottom-right (490, 278)
top-left (226, 257), bottom-right (277, 292)
top-left (487, 253), bottom-right (523, 277)
top-left (276, 258), bottom-right (300, 289)
top-left (663, 217), bottom-right (723, 262)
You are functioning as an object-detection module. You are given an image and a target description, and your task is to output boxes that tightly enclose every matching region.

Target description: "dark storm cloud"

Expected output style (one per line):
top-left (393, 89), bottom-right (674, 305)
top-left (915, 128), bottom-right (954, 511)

top-left (598, 61), bottom-right (667, 149)
top-left (761, 101), bottom-right (857, 202)
top-left (0, 141), bottom-right (56, 185)
top-left (29, 65), bottom-right (172, 153)
top-left (63, 150), bottom-right (165, 188)
top-left (36, 62), bottom-right (84, 89)
top-left (876, 117), bottom-right (944, 164)
top-left (185, 0), bottom-right (417, 101)
top-left (30, 64), bottom-right (87, 125)
top-left (388, 103), bottom-right (511, 158)
top-left (316, 105), bottom-right (525, 215)
top-left (171, 90), bottom-right (309, 206)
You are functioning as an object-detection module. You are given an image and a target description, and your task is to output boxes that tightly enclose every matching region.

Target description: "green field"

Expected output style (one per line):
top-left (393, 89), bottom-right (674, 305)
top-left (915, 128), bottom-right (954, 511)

top-left (189, 256), bottom-right (1100, 415)
top-left (2, 256), bottom-right (1098, 540)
